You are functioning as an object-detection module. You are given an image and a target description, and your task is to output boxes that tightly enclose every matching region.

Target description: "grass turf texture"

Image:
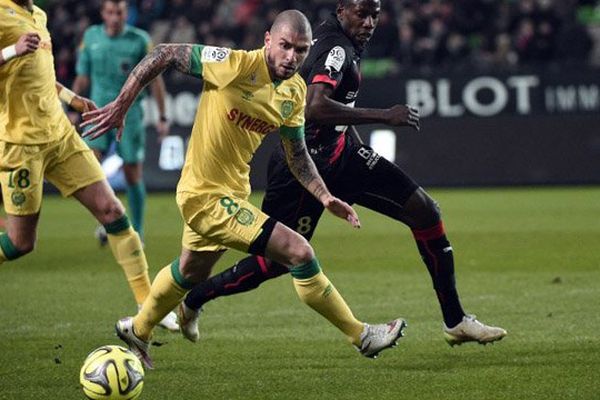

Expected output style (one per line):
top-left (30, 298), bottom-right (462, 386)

top-left (0, 187), bottom-right (598, 399)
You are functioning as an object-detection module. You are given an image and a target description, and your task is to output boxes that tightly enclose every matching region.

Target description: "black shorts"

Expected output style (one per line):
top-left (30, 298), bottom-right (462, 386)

top-left (262, 136), bottom-right (419, 240)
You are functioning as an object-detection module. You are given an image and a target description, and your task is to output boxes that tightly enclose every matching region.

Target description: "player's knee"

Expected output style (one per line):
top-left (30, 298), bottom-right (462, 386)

top-left (428, 199), bottom-right (442, 221)
top-left (287, 238), bottom-right (315, 266)
top-left (408, 189), bottom-right (441, 228)
top-left (95, 197), bottom-right (126, 225)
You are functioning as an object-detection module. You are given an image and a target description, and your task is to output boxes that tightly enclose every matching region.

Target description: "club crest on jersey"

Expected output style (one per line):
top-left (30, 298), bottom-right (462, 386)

top-left (235, 208), bottom-right (255, 226)
top-left (11, 191), bottom-right (25, 207)
top-left (281, 100), bottom-right (294, 118)
top-left (325, 46), bottom-right (345, 76)
top-left (201, 46), bottom-right (230, 63)
top-left (6, 7), bottom-right (16, 16)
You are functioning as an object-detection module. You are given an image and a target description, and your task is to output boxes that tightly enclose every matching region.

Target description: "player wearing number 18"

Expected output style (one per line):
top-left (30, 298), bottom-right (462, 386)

top-left (0, 0), bottom-right (155, 316)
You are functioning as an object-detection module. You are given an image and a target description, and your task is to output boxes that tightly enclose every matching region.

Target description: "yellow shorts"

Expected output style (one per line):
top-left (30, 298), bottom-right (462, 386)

top-left (177, 191), bottom-right (269, 253)
top-left (0, 124), bottom-right (105, 215)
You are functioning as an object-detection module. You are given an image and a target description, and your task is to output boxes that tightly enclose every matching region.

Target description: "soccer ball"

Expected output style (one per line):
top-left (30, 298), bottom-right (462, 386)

top-left (79, 345), bottom-right (145, 400)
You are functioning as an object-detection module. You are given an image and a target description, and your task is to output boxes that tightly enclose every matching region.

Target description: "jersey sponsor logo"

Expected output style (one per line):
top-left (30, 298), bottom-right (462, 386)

top-left (226, 108), bottom-right (277, 135)
top-left (345, 91), bottom-right (359, 100)
top-left (357, 146), bottom-right (381, 170)
top-left (325, 46), bottom-right (345, 76)
top-left (201, 46), bottom-right (230, 63)
top-left (280, 100), bottom-right (294, 118)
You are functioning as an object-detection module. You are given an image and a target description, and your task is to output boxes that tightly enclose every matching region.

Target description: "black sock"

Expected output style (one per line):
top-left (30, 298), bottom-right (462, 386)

top-left (412, 221), bottom-right (465, 328)
top-left (183, 256), bottom-right (289, 310)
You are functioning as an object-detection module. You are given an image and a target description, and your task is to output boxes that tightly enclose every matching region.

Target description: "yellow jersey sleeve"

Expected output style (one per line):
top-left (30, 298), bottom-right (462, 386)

top-left (284, 78), bottom-right (307, 128)
top-left (279, 77), bottom-right (307, 140)
top-left (189, 45), bottom-right (250, 89)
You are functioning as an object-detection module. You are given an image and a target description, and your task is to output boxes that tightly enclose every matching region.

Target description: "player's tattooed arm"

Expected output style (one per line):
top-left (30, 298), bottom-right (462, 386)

top-left (80, 44), bottom-right (196, 139)
top-left (112, 44), bottom-right (196, 109)
top-left (281, 136), bottom-right (361, 228)
top-left (281, 136), bottom-right (330, 203)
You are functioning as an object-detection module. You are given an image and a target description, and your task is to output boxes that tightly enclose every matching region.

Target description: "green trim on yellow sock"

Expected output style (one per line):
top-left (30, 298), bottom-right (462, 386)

top-left (290, 258), bottom-right (321, 279)
top-left (0, 233), bottom-right (23, 260)
top-left (170, 258), bottom-right (195, 290)
top-left (104, 215), bottom-right (131, 234)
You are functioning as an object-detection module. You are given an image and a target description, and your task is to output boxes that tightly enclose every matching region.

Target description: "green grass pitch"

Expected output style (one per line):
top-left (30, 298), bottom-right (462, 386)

top-left (0, 187), bottom-right (598, 399)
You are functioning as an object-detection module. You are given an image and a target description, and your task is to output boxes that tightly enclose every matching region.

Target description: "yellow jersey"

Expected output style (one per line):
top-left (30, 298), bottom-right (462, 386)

top-left (178, 45), bottom-right (306, 198)
top-left (0, 0), bottom-right (66, 144)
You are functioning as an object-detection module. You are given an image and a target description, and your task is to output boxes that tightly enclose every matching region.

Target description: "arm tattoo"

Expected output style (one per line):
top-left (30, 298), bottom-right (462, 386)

top-left (282, 137), bottom-right (329, 202)
top-left (116, 44), bottom-right (195, 108)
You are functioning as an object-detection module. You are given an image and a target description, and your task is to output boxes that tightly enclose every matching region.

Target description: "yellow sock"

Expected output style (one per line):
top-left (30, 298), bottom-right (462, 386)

top-left (291, 259), bottom-right (364, 345)
top-left (105, 217), bottom-right (151, 305)
top-left (133, 260), bottom-right (190, 341)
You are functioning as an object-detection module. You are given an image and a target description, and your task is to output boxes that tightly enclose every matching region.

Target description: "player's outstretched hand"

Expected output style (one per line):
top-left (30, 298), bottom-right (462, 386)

top-left (15, 32), bottom-right (40, 56)
top-left (386, 104), bottom-right (420, 132)
top-left (70, 95), bottom-right (97, 114)
top-left (81, 100), bottom-right (125, 141)
top-left (323, 196), bottom-right (361, 228)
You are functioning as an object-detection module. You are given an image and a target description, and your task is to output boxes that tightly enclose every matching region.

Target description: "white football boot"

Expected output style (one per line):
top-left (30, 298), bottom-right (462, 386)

top-left (356, 318), bottom-right (407, 358)
top-left (115, 317), bottom-right (153, 369)
top-left (444, 315), bottom-right (507, 346)
top-left (177, 303), bottom-right (202, 343)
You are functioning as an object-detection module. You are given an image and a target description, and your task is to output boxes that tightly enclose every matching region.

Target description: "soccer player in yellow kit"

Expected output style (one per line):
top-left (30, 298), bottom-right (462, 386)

top-left (83, 10), bottom-right (406, 368)
top-left (0, 0), bottom-right (177, 329)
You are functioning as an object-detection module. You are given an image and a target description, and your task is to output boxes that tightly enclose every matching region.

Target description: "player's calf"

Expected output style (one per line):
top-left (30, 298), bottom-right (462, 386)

top-left (0, 214), bottom-right (39, 263)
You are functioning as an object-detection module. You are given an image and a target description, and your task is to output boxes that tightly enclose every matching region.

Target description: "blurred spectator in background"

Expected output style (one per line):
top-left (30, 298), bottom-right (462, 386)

top-left (44, 0), bottom-right (599, 83)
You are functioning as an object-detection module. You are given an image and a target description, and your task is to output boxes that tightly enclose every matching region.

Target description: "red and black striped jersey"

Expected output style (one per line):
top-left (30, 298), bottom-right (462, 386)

top-left (299, 14), bottom-right (362, 163)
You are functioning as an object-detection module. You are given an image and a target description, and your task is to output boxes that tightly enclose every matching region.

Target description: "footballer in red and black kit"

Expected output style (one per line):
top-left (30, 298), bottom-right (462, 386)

top-left (183, 0), bottom-right (507, 345)
top-left (301, 12), bottom-right (365, 165)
